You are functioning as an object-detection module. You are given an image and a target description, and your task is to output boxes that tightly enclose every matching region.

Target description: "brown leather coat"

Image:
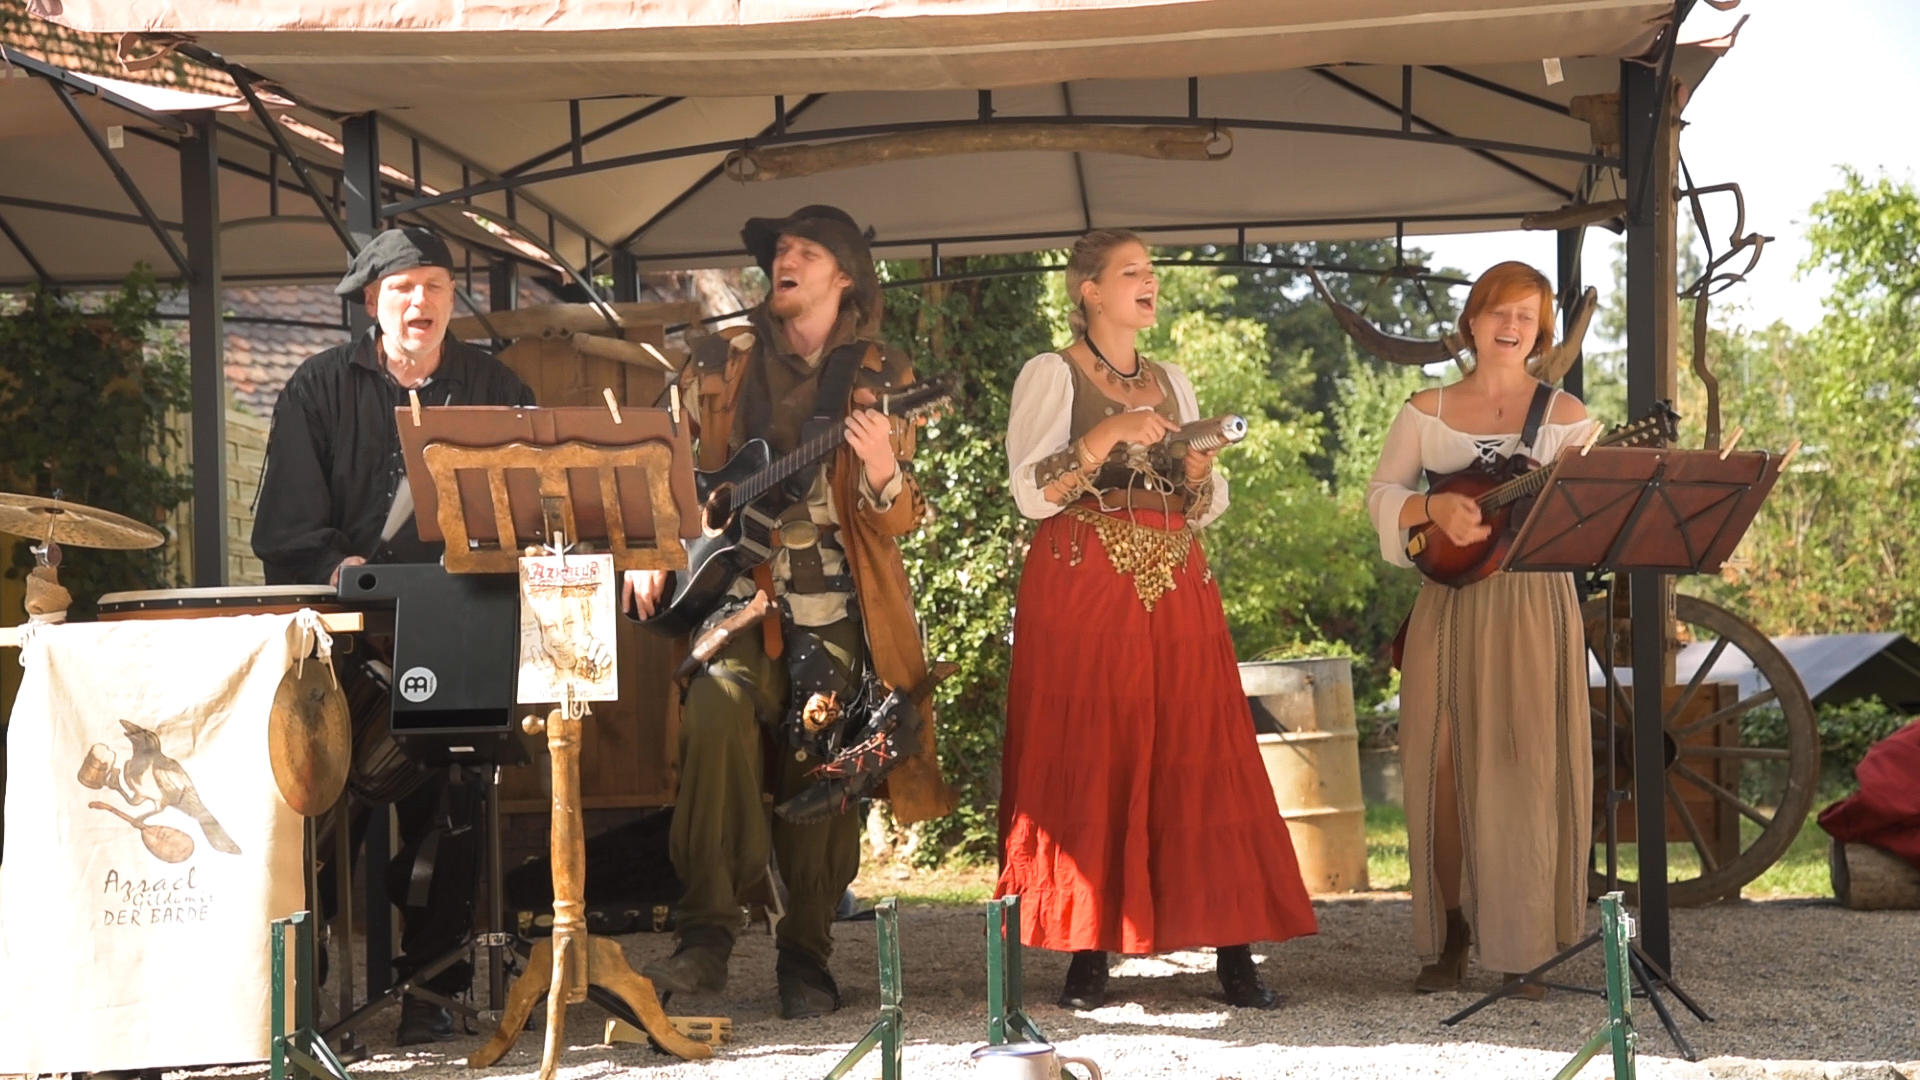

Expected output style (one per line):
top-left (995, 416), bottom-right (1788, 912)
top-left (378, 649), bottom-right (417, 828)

top-left (684, 310), bottom-right (956, 824)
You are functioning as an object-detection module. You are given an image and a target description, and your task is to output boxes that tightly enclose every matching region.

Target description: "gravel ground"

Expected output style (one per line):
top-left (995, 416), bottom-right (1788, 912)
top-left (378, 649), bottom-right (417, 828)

top-left (158, 895), bottom-right (1920, 1080)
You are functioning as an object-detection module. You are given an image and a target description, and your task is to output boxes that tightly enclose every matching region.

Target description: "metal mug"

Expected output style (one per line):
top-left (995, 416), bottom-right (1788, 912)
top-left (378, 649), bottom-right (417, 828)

top-left (77, 743), bottom-right (116, 789)
top-left (970, 1043), bottom-right (1102, 1080)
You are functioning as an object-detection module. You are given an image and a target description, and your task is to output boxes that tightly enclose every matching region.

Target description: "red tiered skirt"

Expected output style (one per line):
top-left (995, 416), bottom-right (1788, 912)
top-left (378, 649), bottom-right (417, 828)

top-left (995, 507), bottom-right (1318, 954)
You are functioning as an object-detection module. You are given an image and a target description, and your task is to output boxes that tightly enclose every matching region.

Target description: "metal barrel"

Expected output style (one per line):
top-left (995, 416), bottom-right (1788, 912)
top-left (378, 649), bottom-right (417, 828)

top-left (1239, 657), bottom-right (1370, 894)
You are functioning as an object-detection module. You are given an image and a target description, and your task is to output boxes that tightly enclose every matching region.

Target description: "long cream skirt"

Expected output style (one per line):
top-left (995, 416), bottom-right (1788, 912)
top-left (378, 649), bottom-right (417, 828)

top-left (1398, 570), bottom-right (1592, 974)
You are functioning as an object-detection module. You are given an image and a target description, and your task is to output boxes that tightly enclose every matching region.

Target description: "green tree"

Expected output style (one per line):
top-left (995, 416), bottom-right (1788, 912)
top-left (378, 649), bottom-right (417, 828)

top-left (0, 268), bottom-right (193, 610)
top-left (1702, 169), bottom-right (1920, 637)
top-left (1171, 240), bottom-right (1465, 475)
top-left (883, 255), bottom-right (1055, 864)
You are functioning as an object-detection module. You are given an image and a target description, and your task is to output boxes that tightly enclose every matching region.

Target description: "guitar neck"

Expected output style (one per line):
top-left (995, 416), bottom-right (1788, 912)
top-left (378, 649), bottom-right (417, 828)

top-left (1473, 426), bottom-right (1640, 510)
top-left (736, 426), bottom-right (847, 505)
top-left (1475, 463), bottom-right (1557, 510)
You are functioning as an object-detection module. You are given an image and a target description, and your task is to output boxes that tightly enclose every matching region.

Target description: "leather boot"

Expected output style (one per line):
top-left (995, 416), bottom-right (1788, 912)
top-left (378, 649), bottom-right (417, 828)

top-left (1216, 945), bottom-right (1282, 1009)
top-left (1057, 949), bottom-right (1109, 1010)
top-left (1413, 909), bottom-right (1471, 993)
top-left (394, 995), bottom-right (456, 1046)
top-left (776, 947), bottom-right (842, 1020)
top-left (642, 924), bottom-right (733, 995)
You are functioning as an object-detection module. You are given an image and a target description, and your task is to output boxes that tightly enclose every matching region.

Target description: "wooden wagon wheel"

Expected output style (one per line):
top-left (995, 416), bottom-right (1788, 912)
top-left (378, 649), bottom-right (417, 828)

top-left (1582, 593), bottom-right (1819, 907)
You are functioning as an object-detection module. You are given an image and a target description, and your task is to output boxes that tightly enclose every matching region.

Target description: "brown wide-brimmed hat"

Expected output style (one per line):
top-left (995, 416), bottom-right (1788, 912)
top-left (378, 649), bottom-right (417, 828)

top-left (740, 204), bottom-right (881, 330)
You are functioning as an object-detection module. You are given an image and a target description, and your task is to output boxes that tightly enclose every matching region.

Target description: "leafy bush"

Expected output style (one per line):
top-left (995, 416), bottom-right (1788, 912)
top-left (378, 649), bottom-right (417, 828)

top-left (1739, 696), bottom-right (1910, 799)
top-left (0, 268), bottom-right (192, 610)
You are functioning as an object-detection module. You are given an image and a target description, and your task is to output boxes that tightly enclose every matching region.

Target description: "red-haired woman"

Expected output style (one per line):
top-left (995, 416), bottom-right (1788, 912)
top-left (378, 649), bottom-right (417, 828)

top-left (997, 229), bottom-right (1317, 1011)
top-left (1366, 261), bottom-right (1598, 997)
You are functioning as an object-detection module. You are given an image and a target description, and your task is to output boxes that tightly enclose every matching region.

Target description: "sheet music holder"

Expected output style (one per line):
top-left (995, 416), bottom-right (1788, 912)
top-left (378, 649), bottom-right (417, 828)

top-left (1501, 445), bottom-right (1786, 577)
top-left (395, 403), bottom-right (701, 573)
top-left (388, 402), bottom-right (712, 1076)
top-left (1446, 443), bottom-right (1790, 1056)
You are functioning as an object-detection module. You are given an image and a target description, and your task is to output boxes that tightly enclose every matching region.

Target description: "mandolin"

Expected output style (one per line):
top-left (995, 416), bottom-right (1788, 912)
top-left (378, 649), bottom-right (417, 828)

top-left (1406, 403), bottom-right (1679, 588)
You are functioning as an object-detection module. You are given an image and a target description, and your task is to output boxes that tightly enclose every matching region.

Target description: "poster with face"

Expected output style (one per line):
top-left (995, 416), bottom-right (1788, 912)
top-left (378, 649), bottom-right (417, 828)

top-left (517, 553), bottom-right (619, 704)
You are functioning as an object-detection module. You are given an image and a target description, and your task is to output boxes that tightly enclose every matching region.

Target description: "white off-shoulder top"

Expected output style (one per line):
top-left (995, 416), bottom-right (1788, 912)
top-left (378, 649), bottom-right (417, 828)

top-left (1365, 386), bottom-right (1599, 568)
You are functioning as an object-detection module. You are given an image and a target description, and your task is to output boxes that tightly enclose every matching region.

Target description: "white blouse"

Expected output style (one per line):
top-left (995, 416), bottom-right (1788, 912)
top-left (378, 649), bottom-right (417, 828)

top-left (1365, 390), bottom-right (1599, 567)
top-left (1005, 351), bottom-right (1230, 527)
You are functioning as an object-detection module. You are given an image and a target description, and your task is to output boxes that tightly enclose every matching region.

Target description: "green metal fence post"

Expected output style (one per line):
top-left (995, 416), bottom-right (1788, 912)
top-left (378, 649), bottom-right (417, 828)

top-left (824, 898), bottom-right (905, 1080)
top-left (269, 912), bottom-right (354, 1080)
top-left (1549, 892), bottom-right (1637, 1080)
top-left (984, 895), bottom-right (1047, 1046)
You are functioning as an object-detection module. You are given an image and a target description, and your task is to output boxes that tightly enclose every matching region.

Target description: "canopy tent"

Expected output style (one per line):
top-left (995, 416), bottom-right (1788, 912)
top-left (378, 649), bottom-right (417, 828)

top-left (8, 0), bottom-right (1726, 287)
top-left (36, 0), bottom-right (1678, 107)
top-left (16, 0), bottom-right (1728, 977)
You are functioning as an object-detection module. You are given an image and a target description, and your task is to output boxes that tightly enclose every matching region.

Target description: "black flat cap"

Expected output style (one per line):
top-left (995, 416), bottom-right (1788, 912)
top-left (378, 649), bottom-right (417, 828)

top-left (334, 227), bottom-right (455, 296)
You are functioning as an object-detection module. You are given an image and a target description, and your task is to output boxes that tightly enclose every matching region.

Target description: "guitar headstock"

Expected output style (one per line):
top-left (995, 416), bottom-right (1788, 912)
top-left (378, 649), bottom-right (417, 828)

top-left (881, 373), bottom-right (960, 426)
top-left (1601, 399), bottom-right (1682, 450)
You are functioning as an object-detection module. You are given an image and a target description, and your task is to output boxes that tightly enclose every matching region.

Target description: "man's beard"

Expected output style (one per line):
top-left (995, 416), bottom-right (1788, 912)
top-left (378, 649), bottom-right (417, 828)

top-left (768, 288), bottom-right (806, 320)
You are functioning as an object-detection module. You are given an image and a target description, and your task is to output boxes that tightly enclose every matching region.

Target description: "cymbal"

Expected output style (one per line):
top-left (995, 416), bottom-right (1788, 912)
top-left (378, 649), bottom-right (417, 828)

top-left (269, 660), bottom-right (351, 816)
top-left (0, 493), bottom-right (164, 550)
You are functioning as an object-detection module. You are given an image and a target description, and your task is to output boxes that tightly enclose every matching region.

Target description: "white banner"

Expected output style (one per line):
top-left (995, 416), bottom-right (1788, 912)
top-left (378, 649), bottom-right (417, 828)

top-left (0, 612), bottom-right (326, 1073)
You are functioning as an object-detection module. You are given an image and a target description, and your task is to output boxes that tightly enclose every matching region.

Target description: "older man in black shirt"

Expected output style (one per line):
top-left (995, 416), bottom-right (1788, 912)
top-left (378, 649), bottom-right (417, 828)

top-left (253, 227), bottom-right (533, 1046)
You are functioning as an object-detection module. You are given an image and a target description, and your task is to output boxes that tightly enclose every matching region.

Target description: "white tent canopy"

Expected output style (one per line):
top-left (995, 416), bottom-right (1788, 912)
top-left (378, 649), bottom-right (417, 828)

top-left (7, 0), bottom-right (1725, 287)
top-left (40, 0), bottom-right (1677, 107)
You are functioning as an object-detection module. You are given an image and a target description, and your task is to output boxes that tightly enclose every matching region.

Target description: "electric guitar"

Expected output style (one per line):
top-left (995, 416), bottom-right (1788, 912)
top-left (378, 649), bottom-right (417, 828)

top-left (1407, 402), bottom-right (1680, 588)
top-left (637, 375), bottom-right (957, 635)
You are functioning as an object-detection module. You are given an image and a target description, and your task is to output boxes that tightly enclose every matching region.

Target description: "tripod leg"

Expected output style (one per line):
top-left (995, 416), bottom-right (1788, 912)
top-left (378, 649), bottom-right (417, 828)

top-left (1628, 953), bottom-right (1698, 1062)
top-left (1441, 933), bottom-right (1600, 1026)
top-left (539, 932), bottom-right (577, 1080)
top-left (1629, 942), bottom-right (1712, 1021)
top-left (587, 936), bottom-right (712, 1061)
top-left (467, 937), bottom-right (552, 1068)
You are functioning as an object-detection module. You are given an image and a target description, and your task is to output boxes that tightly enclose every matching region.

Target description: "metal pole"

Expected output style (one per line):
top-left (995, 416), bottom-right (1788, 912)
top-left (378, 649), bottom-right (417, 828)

top-left (488, 260), bottom-right (519, 311)
top-left (1621, 59), bottom-right (1674, 973)
top-left (610, 251), bottom-right (639, 304)
top-left (339, 112), bottom-right (394, 996)
top-left (342, 113), bottom-right (382, 340)
top-left (1558, 227), bottom-right (1585, 399)
top-left (179, 113), bottom-right (227, 587)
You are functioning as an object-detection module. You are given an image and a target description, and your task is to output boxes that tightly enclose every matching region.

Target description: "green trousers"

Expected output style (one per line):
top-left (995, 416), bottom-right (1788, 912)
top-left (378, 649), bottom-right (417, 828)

top-left (670, 616), bottom-right (863, 966)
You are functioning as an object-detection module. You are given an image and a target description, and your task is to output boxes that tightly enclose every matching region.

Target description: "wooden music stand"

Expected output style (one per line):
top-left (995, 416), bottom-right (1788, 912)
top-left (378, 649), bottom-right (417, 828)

top-left (1500, 444), bottom-right (1786, 576)
top-left (400, 404), bottom-right (710, 1075)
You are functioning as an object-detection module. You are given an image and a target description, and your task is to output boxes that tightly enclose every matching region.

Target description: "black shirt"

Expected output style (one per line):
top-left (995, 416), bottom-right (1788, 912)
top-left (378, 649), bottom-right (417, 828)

top-left (251, 327), bottom-right (535, 585)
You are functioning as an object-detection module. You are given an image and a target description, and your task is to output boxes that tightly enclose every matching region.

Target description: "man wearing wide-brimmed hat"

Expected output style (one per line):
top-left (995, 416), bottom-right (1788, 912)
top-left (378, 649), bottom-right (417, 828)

top-left (623, 205), bottom-right (954, 1019)
top-left (254, 226), bottom-right (535, 1046)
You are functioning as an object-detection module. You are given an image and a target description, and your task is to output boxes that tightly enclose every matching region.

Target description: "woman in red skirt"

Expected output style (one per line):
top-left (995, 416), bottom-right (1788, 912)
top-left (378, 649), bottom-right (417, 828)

top-left (997, 229), bottom-right (1317, 1010)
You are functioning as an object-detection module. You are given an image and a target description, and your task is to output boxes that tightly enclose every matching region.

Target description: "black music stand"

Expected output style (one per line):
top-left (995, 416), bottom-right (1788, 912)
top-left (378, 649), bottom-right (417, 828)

top-left (1440, 443), bottom-right (1788, 1059)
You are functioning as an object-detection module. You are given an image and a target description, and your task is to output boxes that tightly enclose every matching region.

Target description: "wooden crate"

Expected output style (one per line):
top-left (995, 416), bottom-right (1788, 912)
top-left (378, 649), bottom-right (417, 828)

top-left (1592, 681), bottom-right (1742, 868)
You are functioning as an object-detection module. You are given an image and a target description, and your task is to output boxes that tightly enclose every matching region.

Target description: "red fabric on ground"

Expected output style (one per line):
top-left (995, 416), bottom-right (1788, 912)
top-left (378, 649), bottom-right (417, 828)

top-left (995, 507), bottom-right (1319, 954)
top-left (1818, 718), bottom-right (1920, 867)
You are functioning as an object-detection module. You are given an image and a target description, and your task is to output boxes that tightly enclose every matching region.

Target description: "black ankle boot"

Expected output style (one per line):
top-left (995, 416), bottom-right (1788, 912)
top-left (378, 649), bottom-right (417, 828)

top-left (1216, 945), bottom-right (1281, 1009)
top-left (1058, 949), bottom-right (1109, 1010)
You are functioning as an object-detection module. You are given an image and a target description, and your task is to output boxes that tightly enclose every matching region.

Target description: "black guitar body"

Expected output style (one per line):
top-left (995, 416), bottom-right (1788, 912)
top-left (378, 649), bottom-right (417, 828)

top-left (635, 372), bottom-right (957, 636)
top-left (642, 438), bottom-right (783, 635)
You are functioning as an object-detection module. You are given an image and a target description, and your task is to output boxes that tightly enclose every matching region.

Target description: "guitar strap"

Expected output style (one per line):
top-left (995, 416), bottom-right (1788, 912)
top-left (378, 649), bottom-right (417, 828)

top-left (761, 340), bottom-right (870, 659)
top-left (1516, 381), bottom-right (1556, 462)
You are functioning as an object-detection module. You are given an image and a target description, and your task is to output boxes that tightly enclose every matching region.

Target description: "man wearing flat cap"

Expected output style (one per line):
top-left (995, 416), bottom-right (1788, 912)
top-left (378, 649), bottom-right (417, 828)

top-left (254, 226), bottom-right (534, 1046)
top-left (623, 205), bottom-right (954, 1019)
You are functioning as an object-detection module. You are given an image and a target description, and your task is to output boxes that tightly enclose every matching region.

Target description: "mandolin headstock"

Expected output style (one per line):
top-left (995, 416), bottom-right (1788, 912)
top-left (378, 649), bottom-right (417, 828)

top-left (1601, 399), bottom-right (1682, 449)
